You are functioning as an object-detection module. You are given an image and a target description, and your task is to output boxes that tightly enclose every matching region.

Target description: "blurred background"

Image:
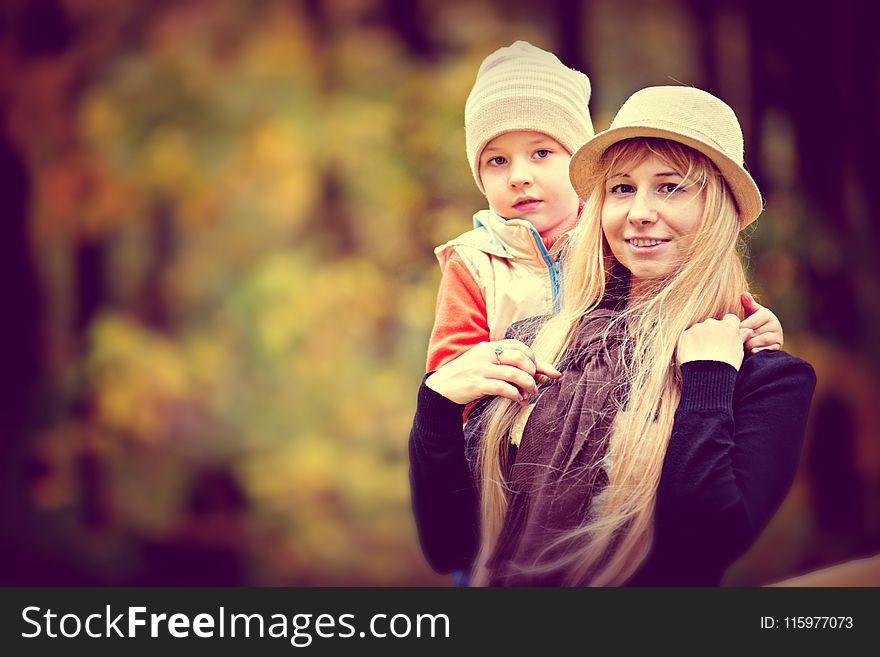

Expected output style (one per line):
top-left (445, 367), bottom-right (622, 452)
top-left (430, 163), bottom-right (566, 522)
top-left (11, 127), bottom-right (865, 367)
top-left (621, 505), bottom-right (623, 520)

top-left (0, 0), bottom-right (878, 586)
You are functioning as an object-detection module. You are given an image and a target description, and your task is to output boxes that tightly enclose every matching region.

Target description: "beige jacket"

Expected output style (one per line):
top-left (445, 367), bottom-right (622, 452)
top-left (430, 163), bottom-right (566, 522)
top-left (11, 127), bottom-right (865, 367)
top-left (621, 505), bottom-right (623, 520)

top-left (434, 209), bottom-right (567, 342)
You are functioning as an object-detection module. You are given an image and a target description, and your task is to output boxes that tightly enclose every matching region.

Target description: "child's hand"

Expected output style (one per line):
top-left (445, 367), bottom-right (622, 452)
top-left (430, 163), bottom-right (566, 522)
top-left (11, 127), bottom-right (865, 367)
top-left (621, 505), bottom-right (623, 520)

top-left (740, 292), bottom-right (784, 354)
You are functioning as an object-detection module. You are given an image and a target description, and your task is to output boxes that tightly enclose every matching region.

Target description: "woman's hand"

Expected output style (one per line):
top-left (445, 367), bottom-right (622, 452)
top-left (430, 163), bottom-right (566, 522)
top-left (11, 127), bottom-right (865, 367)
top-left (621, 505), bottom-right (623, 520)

top-left (678, 314), bottom-right (752, 371)
top-left (425, 339), bottom-right (562, 405)
top-left (740, 292), bottom-right (784, 354)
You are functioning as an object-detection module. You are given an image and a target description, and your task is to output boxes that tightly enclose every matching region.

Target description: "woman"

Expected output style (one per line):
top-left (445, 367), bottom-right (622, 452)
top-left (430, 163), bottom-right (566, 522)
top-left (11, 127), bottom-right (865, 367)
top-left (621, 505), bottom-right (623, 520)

top-left (409, 86), bottom-right (815, 586)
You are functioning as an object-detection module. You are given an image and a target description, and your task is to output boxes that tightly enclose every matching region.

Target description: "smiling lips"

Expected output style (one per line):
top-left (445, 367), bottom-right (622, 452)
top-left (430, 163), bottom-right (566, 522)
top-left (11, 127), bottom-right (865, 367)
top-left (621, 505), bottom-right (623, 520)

top-left (626, 237), bottom-right (671, 252)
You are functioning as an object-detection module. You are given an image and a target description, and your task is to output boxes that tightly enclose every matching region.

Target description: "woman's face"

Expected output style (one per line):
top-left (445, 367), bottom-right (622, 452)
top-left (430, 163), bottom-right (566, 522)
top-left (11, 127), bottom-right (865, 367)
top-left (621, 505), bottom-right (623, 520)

top-left (600, 154), bottom-right (705, 285)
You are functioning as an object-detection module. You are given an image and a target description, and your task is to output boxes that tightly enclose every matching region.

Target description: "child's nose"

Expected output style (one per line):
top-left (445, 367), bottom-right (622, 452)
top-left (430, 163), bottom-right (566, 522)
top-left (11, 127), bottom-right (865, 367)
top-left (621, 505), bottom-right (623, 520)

top-left (508, 159), bottom-right (533, 187)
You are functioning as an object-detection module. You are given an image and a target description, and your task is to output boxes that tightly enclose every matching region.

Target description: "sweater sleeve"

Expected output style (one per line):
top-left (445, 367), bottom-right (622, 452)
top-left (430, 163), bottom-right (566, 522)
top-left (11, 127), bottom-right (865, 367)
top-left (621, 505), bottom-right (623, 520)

top-left (642, 351), bottom-right (816, 585)
top-left (426, 252), bottom-right (489, 372)
top-left (408, 378), bottom-right (480, 574)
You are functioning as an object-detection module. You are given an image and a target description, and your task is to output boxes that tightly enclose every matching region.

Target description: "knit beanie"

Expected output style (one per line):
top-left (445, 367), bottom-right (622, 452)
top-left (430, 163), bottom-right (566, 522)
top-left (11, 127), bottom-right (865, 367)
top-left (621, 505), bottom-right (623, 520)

top-left (465, 40), bottom-right (594, 194)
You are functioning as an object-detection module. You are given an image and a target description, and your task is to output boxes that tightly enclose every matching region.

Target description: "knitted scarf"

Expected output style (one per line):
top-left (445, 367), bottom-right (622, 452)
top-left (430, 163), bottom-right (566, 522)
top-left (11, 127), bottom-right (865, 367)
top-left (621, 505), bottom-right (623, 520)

top-left (486, 309), bottom-right (627, 586)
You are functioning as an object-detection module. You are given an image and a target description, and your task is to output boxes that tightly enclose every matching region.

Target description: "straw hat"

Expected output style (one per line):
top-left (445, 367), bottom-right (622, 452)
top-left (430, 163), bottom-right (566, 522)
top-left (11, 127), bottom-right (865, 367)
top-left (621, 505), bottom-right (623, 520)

top-left (568, 86), bottom-right (763, 227)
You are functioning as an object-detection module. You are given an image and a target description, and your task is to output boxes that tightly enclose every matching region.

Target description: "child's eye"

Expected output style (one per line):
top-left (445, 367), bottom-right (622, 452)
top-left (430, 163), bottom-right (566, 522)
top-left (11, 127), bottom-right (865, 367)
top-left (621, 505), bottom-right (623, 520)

top-left (487, 156), bottom-right (507, 166)
top-left (610, 183), bottom-right (635, 194)
top-left (534, 149), bottom-right (551, 159)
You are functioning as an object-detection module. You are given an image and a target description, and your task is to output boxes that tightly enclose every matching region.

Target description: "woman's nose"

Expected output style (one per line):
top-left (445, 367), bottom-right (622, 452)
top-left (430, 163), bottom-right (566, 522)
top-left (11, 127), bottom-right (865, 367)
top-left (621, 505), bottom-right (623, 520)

top-left (627, 192), bottom-right (658, 224)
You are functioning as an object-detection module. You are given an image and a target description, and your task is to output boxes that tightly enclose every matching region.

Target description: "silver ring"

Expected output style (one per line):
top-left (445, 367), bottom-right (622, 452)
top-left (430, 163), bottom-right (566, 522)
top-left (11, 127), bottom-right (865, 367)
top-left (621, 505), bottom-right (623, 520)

top-left (494, 346), bottom-right (504, 365)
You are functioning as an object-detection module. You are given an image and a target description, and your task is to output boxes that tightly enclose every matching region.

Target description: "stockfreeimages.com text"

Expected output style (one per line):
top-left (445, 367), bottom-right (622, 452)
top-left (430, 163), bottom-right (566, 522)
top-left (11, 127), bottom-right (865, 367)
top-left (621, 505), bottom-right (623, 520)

top-left (22, 605), bottom-right (450, 646)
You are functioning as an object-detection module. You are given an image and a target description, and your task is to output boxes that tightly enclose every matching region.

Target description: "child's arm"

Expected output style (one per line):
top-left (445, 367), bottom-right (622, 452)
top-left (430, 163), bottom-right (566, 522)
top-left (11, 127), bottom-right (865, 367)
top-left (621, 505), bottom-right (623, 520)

top-left (740, 292), bottom-right (784, 354)
top-left (426, 254), bottom-right (490, 372)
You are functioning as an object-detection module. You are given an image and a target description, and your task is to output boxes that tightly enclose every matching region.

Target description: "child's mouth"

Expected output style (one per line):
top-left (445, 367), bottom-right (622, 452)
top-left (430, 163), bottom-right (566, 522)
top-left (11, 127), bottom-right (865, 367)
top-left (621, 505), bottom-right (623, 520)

top-left (514, 198), bottom-right (542, 211)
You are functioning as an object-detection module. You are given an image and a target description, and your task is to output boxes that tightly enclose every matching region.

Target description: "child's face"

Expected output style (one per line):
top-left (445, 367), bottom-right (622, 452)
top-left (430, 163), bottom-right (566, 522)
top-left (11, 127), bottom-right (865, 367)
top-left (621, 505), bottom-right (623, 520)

top-left (479, 131), bottom-right (581, 239)
top-left (600, 154), bottom-right (705, 284)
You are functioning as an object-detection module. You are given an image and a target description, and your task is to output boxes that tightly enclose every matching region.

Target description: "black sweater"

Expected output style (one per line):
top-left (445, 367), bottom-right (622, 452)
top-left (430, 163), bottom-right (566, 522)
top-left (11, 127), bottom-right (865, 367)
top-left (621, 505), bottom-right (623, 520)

top-left (408, 350), bottom-right (816, 586)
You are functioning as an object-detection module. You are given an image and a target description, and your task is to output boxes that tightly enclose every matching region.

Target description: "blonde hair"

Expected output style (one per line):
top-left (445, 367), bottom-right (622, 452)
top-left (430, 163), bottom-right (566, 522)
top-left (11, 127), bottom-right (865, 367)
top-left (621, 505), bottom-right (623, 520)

top-left (472, 138), bottom-right (748, 586)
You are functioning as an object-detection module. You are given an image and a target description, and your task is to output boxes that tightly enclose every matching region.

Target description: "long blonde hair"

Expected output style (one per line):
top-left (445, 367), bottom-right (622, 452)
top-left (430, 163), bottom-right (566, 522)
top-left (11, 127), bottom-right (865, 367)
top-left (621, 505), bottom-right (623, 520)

top-left (472, 138), bottom-right (748, 586)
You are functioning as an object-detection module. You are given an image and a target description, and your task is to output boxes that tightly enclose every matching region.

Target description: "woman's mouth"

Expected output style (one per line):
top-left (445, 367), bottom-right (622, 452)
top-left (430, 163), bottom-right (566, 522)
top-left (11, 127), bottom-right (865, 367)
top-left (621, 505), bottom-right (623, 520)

top-left (626, 238), bottom-right (670, 253)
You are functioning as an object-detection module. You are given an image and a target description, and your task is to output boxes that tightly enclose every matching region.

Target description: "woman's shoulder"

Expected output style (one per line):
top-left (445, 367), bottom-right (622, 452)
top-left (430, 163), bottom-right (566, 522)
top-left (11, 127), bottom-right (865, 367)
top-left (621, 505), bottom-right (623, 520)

top-left (738, 349), bottom-right (816, 387)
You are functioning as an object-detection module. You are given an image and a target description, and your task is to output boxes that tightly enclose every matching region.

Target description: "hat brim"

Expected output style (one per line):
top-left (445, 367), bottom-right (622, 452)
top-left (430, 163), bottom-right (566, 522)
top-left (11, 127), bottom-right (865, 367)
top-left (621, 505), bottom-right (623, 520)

top-left (568, 124), bottom-right (763, 228)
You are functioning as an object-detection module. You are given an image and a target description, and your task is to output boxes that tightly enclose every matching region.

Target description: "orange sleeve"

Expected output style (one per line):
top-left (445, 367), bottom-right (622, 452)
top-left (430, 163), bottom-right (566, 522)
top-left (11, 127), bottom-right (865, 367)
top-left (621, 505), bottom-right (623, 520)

top-left (426, 252), bottom-right (490, 372)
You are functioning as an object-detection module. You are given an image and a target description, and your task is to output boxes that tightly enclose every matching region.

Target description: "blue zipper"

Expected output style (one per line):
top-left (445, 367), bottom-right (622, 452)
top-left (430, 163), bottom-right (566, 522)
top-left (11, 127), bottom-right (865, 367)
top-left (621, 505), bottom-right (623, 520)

top-left (528, 225), bottom-right (562, 313)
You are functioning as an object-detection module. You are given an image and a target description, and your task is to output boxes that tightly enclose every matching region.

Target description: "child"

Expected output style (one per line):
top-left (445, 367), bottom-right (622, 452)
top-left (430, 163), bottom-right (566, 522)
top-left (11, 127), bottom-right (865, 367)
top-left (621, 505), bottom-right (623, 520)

top-left (426, 41), bottom-right (593, 372)
top-left (426, 41), bottom-right (783, 375)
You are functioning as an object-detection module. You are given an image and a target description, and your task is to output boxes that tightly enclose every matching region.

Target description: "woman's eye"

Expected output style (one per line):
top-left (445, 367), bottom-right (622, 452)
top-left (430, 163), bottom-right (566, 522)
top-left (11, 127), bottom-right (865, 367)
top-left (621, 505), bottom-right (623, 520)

top-left (660, 182), bottom-right (685, 194)
top-left (610, 184), bottom-right (634, 194)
